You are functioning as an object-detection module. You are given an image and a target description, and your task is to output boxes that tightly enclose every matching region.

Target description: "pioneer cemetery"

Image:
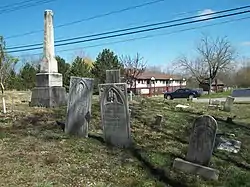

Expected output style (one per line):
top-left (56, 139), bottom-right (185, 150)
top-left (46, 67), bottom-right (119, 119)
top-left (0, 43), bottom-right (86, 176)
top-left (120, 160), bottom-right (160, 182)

top-left (1, 10), bottom-right (250, 187)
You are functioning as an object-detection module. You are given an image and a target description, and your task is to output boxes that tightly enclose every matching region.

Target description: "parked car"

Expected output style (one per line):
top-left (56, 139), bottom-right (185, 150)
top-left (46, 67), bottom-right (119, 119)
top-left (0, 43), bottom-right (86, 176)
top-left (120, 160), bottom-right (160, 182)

top-left (164, 88), bottom-right (201, 100)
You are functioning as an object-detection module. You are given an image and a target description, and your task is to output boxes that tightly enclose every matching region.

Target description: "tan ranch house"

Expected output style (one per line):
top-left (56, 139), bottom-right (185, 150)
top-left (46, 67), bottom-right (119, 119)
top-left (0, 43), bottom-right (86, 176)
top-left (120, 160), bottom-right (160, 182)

top-left (127, 72), bottom-right (187, 96)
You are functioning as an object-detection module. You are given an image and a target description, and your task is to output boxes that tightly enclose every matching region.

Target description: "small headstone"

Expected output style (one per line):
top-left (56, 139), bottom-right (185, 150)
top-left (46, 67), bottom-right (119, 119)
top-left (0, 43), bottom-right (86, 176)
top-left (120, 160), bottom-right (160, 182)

top-left (154, 114), bottom-right (163, 127)
top-left (173, 115), bottom-right (219, 180)
top-left (65, 77), bottom-right (94, 137)
top-left (223, 96), bottom-right (235, 112)
top-left (106, 69), bottom-right (121, 83)
top-left (99, 83), bottom-right (131, 147)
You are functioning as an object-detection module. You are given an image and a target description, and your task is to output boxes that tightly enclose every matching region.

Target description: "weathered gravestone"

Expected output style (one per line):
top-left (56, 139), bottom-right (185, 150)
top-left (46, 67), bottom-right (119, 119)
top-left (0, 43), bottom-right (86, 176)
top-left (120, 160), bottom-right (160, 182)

top-left (99, 69), bottom-right (121, 102)
top-left (173, 115), bottom-right (219, 180)
top-left (65, 77), bottom-right (94, 137)
top-left (99, 83), bottom-right (131, 147)
top-left (222, 96), bottom-right (235, 112)
top-left (106, 69), bottom-right (121, 83)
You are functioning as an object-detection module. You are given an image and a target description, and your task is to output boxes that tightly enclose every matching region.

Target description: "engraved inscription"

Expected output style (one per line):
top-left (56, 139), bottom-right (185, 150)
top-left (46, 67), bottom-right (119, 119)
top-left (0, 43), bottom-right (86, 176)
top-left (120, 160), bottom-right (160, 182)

top-left (100, 83), bottom-right (131, 147)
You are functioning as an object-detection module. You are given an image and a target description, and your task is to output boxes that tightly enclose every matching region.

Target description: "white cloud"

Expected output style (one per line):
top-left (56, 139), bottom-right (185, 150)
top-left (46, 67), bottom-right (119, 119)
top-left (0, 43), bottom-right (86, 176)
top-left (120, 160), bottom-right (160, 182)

top-left (241, 41), bottom-right (250, 46)
top-left (196, 9), bottom-right (215, 20)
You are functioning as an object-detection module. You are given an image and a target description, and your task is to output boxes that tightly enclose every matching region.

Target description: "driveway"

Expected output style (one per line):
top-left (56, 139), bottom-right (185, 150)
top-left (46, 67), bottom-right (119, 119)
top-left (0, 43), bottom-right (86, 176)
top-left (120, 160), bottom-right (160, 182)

top-left (193, 97), bottom-right (250, 103)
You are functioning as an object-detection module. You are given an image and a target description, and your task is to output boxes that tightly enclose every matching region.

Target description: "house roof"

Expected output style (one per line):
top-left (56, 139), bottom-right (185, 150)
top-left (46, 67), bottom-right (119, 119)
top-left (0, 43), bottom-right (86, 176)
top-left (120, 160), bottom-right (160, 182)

top-left (137, 72), bottom-right (183, 80)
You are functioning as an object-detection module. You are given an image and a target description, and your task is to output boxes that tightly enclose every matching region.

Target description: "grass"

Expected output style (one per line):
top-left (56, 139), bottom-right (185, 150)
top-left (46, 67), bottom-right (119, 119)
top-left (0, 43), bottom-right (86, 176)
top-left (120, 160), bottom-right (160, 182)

top-left (200, 90), bottom-right (232, 98)
top-left (0, 91), bottom-right (250, 186)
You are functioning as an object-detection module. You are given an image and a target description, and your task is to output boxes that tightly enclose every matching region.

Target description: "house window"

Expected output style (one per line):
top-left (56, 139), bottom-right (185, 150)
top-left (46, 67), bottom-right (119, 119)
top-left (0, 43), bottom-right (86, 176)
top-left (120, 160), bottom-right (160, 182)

top-left (147, 80), bottom-right (150, 84)
top-left (138, 80), bottom-right (141, 84)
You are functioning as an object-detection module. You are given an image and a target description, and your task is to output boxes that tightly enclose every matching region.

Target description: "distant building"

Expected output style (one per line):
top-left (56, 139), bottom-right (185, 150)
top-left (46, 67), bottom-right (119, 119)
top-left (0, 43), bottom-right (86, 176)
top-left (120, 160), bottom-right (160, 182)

top-left (127, 72), bottom-right (186, 96)
top-left (199, 78), bottom-right (225, 92)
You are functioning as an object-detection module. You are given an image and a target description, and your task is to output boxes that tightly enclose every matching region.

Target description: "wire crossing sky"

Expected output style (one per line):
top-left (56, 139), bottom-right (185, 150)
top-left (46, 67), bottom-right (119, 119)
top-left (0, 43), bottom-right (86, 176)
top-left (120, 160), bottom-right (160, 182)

top-left (2, 0), bottom-right (250, 66)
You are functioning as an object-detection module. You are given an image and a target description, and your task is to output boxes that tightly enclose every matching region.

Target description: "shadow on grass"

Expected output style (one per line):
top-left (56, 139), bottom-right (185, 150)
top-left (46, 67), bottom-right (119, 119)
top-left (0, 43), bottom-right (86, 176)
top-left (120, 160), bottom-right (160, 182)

top-left (167, 108), bottom-right (250, 132)
top-left (213, 152), bottom-right (250, 171)
top-left (129, 144), bottom-right (188, 187)
top-left (88, 134), bottom-right (188, 187)
top-left (149, 125), bottom-right (189, 145)
top-left (215, 117), bottom-right (250, 132)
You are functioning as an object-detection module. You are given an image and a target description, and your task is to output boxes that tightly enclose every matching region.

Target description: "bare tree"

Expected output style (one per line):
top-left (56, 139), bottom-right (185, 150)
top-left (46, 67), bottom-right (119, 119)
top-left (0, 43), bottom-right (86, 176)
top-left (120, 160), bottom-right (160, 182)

top-left (234, 57), bottom-right (250, 88)
top-left (0, 36), bottom-right (19, 113)
top-left (0, 36), bottom-right (19, 93)
top-left (120, 53), bottom-right (146, 91)
top-left (176, 35), bottom-right (235, 93)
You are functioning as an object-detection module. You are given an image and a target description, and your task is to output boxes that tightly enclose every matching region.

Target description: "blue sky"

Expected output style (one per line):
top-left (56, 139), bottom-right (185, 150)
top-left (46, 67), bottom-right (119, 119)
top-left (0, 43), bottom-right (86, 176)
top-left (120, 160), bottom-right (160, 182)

top-left (1, 0), bottom-right (250, 70)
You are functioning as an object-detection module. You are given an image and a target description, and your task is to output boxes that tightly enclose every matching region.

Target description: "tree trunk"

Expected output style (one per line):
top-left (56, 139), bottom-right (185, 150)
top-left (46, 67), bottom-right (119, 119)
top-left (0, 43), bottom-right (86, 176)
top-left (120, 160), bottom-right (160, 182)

top-left (208, 78), bottom-right (212, 95)
top-left (134, 78), bottom-right (137, 95)
top-left (2, 96), bottom-right (6, 114)
top-left (215, 78), bottom-right (218, 93)
top-left (0, 82), bottom-right (6, 114)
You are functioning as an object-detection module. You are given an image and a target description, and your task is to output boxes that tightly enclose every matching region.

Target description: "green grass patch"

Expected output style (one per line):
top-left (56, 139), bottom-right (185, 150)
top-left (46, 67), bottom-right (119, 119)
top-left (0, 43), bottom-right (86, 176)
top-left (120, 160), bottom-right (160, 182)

top-left (200, 90), bottom-right (232, 98)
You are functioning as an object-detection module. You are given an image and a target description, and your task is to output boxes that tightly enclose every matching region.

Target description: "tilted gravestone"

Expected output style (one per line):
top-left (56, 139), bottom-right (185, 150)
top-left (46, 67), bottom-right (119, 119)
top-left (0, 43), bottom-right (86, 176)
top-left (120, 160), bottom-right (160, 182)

top-left (99, 83), bottom-right (131, 147)
top-left (173, 115), bottom-right (219, 180)
top-left (65, 77), bottom-right (94, 137)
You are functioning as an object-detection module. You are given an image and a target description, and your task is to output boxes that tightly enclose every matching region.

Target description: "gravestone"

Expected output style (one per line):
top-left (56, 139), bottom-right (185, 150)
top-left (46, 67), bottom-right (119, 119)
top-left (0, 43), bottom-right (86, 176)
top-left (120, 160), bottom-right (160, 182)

top-left (106, 69), bottom-right (121, 83)
top-left (65, 77), bottom-right (94, 137)
top-left (173, 115), bottom-right (219, 180)
top-left (223, 96), bottom-right (235, 112)
top-left (30, 10), bottom-right (67, 107)
top-left (99, 83), bottom-right (131, 147)
top-left (154, 114), bottom-right (163, 127)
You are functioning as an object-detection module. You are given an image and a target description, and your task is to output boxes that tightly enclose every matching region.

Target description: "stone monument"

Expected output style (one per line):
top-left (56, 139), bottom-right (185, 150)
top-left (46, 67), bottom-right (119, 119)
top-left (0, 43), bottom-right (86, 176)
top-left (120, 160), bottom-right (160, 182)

top-left (30, 10), bottom-right (67, 107)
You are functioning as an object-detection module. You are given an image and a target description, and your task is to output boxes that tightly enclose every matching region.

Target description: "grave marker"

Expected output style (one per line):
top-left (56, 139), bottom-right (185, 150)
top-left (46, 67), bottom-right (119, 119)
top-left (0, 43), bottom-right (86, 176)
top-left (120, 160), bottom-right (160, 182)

top-left (65, 77), bottom-right (94, 137)
top-left (186, 115), bottom-right (217, 166)
top-left (30, 10), bottom-right (67, 107)
top-left (99, 83), bottom-right (131, 147)
top-left (223, 96), bottom-right (235, 112)
top-left (106, 69), bottom-right (121, 83)
top-left (173, 115), bottom-right (219, 180)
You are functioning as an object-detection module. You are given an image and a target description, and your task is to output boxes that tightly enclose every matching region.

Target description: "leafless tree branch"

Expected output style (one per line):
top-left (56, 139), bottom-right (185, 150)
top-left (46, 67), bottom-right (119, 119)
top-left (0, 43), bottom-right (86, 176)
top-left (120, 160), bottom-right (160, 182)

top-left (176, 34), bottom-right (235, 93)
top-left (120, 53), bottom-right (146, 89)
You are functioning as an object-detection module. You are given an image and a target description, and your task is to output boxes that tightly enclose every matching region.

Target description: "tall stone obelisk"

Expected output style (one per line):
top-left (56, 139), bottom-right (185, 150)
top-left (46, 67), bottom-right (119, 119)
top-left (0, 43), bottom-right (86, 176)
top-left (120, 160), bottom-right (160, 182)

top-left (30, 10), bottom-right (67, 107)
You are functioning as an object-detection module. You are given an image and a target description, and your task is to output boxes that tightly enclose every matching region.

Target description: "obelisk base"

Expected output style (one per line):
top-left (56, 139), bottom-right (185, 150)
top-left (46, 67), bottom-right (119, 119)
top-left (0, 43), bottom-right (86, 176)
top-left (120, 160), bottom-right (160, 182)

top-left (30, 73), bottom-right (67, 108)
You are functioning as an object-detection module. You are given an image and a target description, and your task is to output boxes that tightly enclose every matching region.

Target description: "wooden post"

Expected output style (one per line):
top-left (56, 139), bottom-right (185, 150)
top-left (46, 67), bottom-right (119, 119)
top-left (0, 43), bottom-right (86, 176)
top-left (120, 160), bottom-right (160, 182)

top-left (106, 69), bottom-right (121, 83)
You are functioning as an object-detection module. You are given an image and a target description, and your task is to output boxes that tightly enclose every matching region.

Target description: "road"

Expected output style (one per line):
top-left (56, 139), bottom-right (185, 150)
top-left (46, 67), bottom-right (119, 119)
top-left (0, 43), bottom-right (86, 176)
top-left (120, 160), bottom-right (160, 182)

top-left (193, 97), bottom-right (250, 103)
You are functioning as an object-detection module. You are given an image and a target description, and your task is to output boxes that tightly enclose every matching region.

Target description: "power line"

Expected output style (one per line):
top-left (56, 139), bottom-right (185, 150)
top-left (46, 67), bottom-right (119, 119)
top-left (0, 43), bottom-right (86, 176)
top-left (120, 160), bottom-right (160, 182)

top-left (0, 0), bottom-right (57, 15)
top-left (4, 0), bottom-right (167, 39)
top-left (6, 5), bottom-right (250, 50)
top-left (18, 15), bottom-right (250, 58)
top-left (0, 0), bottom-right (38, 9)
top-left (7, 9), bottom-right (250, 53)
